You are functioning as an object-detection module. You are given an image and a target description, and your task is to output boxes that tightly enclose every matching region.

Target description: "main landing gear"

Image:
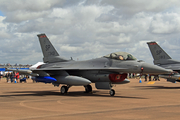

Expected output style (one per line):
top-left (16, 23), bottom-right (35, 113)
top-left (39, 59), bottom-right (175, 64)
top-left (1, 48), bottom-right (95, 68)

top-left (60, 84), bottom-right (115, 96)
top-left (85, 84), bottom-right (115, 96)
top-left (60, 85), bottom-right (71, 94)
top-left (60, 85), bottom-right (93, 94)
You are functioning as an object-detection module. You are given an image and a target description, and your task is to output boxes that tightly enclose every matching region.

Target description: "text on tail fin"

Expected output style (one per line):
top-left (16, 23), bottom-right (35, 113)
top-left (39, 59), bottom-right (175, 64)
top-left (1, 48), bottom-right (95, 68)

top-left (37, 33), bottom-right (68, 63)
top-left (37, 33), bottom-right (59, 58)
top-left (147, 41), bottom-right (171, 60)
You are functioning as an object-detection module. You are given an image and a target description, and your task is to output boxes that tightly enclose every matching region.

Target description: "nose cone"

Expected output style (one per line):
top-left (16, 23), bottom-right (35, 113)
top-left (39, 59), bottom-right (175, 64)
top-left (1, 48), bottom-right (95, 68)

top-left (141, 62), bottom-right (172, 75)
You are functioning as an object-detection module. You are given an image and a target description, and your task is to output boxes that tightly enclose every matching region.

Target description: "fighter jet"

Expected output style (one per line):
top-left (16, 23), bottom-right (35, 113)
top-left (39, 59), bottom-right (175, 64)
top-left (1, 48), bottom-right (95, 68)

top-left (147, 41), bottom-right (180, 83)
top-left (7, 35), bottom-right (172, 96)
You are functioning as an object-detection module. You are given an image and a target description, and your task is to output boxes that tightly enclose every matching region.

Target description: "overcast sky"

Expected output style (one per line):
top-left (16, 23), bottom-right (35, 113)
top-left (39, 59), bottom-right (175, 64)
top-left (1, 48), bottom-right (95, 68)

top-left (0, 0), bottom-right (180, 65)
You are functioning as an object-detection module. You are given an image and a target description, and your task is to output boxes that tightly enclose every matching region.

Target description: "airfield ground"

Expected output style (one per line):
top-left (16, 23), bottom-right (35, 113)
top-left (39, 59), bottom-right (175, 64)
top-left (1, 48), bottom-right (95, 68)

top-left (0, 77), bottom-right (180, 120)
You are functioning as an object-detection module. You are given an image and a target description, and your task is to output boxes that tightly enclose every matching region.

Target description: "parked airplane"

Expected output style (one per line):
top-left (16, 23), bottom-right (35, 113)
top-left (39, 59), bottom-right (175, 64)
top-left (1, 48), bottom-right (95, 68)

top-left (8, 62), bottom-right (44, 76)
top-left (147, 41), bottom-right (180, 83)
top-left (7, 35), bottom-right (172, 96)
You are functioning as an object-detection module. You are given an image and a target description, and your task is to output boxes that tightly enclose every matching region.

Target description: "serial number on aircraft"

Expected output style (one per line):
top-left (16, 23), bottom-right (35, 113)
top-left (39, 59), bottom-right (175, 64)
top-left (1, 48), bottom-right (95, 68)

top-left (159, 55), bottom-right (165, 59)
top-left (156, 50), bottom-right (162, 55)
top-left (46, 45), bottom-right (51, 51)
top-left (48, 52), bottom-right (55, 56)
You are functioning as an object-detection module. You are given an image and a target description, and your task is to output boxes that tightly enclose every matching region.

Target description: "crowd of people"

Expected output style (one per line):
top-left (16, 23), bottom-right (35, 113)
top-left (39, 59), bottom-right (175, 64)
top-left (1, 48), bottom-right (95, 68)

top-left (5, 71), bottom-right (20, 83)
top-left (128, 73), bottom-right (160, 82)
top-left (144, 74), bottom-right (160, 82)
top-left (0, 71), bottom-right (29, 83)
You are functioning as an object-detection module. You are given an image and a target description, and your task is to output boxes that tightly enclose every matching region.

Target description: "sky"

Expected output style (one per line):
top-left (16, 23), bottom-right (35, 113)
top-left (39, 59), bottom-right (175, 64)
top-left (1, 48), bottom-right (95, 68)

top-left (0, 0), bottom-right (180, 65)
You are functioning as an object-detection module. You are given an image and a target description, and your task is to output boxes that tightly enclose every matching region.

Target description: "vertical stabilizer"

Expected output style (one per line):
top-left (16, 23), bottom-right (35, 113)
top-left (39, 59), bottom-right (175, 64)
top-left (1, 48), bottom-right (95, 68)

top-left (37, 34), bottom-right (68, 63)
top-left (147, 42), bottom-right (171, 60)
top-left (147, 41), bottom-right (172, 65)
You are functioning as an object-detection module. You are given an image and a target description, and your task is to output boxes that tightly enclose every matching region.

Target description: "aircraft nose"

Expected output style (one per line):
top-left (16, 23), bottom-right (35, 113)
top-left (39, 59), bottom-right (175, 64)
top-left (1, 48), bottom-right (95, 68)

top-left (141, 62), bottom-right (172, 74)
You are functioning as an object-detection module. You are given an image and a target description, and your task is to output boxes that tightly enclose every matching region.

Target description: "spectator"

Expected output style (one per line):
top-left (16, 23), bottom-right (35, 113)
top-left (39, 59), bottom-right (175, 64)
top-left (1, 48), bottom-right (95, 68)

top-left (5, 72), bottom-right (11, 83)
top-left (15, 72), bottom-right (20, 83)
top-left (132, 73), bottom-right (135, 78)
top-left (144, 74), bottom-right (148, 82)
top-left (153, 75), bottom-right (160, 81)
top-left (10, 72), bottom-right (15, 83)
top-left (149, 74), bottom-right (152, 81)
top-left (0, 71), bottom-right (3, 80)
top-left (129, 73), bottom-right (131, 78)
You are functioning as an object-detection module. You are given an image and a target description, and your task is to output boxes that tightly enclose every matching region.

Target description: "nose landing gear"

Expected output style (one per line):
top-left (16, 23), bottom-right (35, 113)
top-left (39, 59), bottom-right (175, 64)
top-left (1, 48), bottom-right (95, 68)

top-left (109, 89), bottom-right (115, 96)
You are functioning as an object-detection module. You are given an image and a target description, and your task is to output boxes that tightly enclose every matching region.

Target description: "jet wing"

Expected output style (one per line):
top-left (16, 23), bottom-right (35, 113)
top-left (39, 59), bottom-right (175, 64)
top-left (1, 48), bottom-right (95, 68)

top-left (7, 67), bottom-right (128, 76)
top-left (6, 68), bottom-right (31, 73)
top-left (33, 67), bottom-right (128, 73)
top-left (6, 68), bottom-right (38, 76)
top-left (160, 64), bottom-right (180, 71)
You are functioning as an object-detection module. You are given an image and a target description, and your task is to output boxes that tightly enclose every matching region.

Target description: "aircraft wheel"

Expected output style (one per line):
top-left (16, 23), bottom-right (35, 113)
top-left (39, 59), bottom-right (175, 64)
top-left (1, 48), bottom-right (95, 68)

top-left (110, 89), bottom-right (115, 96)
top-left (84, 85), bottom-right (92, 93)
top-left (61, 86), bottom-right (68, 94)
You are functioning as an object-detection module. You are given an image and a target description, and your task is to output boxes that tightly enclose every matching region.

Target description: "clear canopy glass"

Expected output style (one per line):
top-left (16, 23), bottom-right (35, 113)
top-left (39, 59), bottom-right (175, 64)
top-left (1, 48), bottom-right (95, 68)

top-left (104, 52), bottom-right (137, 60)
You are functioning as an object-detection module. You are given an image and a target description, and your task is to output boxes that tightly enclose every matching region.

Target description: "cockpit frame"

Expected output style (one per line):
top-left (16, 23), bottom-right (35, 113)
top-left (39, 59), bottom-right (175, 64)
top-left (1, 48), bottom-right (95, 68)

top-left (104, 52), bottom-right (137, 61)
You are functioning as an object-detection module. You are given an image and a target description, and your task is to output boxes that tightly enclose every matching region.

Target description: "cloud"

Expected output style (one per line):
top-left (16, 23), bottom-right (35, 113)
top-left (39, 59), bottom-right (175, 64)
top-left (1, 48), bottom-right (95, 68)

top-left (0, 0), bottom-right (65, 12)
top-left (0, 0), bottom-right (179, 65)
top-left (149, 13), bottom-right (180, 34)
top-left (5, 11), bottom-right (50, 23)
top-left (0, 0), bottom-right (65, 23)
top-left (99, 0), bottom-right (180, 15)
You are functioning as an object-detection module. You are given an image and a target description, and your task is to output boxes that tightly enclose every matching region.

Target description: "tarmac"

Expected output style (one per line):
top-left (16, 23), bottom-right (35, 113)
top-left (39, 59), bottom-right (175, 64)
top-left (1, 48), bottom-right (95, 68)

top-left (1, 78), bottom-right (180, 120)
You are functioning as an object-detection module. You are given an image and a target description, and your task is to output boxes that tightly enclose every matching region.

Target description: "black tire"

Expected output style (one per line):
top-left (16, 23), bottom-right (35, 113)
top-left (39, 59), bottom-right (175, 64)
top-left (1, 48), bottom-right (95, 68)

top-left (61, 86), bottom-right (68, 94)
top-left (110, 89), bottom-right (115, 96)
top-left (84, 85), bottom-right (92, 93)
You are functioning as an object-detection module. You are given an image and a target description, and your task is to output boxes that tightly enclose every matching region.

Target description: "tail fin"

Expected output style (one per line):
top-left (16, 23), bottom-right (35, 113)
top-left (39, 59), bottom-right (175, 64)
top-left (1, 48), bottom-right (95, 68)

top-left (37, 34), bottom-right (68, 63)
top-left (147, 41), bottom-right (171, 65)
top-left (147, 41), bottom-right (171, 60)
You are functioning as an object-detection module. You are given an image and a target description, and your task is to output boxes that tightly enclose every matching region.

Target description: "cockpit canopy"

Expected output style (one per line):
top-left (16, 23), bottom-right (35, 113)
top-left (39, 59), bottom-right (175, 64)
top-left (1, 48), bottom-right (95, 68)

top-left (104, 52), bottom-right (137, 61)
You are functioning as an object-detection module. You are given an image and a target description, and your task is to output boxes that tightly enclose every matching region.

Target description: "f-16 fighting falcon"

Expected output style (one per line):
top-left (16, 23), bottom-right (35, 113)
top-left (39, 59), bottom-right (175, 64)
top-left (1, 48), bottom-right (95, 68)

top-left (7, 35), bottom-right (172, 96)
top-left (147, 41), bottom-right (180, 83)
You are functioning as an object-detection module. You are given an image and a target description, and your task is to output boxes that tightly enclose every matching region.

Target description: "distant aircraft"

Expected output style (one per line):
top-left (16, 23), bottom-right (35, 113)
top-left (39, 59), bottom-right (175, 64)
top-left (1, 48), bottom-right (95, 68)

top-left (8, 62), bottom-right (44, 76)
top-left (29, 62), bottom-right (44, 70)
top-left (147, 41), bottom-right (180, 83)
top-left (7, 35), bottom-right (172, 96)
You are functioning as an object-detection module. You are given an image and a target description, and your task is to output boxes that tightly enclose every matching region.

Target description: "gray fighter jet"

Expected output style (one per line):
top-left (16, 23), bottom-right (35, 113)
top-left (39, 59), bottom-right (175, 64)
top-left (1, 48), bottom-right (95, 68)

top-left (147, 41), bottom-right (180, 83)
top-left (7, 35), bottom-right (172, 96)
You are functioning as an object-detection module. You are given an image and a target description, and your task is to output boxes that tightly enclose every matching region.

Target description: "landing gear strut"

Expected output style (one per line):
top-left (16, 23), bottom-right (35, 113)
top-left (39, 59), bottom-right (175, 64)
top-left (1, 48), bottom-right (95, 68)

top-left (84, 85), bottom-right (92, 93)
